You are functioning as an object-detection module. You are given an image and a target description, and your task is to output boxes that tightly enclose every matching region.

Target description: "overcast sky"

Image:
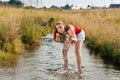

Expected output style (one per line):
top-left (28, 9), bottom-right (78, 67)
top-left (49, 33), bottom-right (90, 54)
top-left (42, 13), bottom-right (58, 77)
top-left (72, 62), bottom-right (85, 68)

top-left (1, 0), bottom-right (120, 9)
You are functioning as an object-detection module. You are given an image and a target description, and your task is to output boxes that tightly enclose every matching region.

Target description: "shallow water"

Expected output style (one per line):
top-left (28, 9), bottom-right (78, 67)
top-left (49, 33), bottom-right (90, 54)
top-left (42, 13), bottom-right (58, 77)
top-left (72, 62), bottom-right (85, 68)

top-left (0, 34), bottom-right (120, 80)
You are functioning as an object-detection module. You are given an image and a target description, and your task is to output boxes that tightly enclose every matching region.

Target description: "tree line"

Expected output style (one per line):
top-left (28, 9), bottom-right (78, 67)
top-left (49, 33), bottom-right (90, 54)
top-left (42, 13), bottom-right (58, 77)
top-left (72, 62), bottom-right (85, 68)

top-left (0, 0), bottom-right (73, 9)
top-left (0, 0), bottom-right (106, 9)
top-left (0, 0), bottom-right (23, 7)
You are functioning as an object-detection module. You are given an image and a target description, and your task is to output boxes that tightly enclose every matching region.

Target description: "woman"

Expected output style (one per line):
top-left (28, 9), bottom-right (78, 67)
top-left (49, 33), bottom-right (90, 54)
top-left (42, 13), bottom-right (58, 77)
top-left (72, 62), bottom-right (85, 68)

top-left (54, 21), bottom-right (85, 73)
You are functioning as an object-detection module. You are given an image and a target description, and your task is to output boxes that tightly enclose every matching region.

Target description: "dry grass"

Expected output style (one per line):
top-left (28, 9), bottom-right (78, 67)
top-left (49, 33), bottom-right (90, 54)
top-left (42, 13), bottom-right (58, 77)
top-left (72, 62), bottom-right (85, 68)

top-left (59, 9), bottom-right (120, 64)
top-left (45, 9), bottom-right (120, 65)
top-left (0, 6), bottom-right (120, 66)
top-left (0, 7), bottom-right (53, 67)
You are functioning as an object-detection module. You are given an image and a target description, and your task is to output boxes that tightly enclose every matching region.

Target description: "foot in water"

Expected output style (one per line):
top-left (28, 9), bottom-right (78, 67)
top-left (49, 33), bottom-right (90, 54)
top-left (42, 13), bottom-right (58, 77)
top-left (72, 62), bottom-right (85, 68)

top-left (46, 66), bottom-right (70, 75)
top-left (72, 69), bottom-right (84, 78)
top-left (57, 67), bottom-right (70, 74)
top-left (47, 67), bottom-right (84, 79)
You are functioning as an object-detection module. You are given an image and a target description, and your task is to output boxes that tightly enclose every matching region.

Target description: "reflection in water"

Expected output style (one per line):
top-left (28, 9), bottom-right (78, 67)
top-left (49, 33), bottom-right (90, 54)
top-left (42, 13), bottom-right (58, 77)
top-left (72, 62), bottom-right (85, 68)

top-left (0, 34), bottom-right (120, 80)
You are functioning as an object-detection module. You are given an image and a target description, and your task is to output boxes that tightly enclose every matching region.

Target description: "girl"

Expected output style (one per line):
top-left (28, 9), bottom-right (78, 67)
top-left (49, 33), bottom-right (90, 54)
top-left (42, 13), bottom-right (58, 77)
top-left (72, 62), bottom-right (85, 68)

top-left (54, 21), bottom-right (85, 73)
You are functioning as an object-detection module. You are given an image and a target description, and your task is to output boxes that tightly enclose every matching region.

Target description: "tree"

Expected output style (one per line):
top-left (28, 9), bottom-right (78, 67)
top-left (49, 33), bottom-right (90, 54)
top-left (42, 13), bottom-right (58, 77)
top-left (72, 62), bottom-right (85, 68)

top-left (8, 0), bottom-right (23, 7)
top-left (43, 6), bottom-right (46, 9)
top-left (50, 5), bottom-right (60, 9)
top-left (87, 5), bottom-right (90, 9)
top-left (61, 4), bottom-right (72, 10)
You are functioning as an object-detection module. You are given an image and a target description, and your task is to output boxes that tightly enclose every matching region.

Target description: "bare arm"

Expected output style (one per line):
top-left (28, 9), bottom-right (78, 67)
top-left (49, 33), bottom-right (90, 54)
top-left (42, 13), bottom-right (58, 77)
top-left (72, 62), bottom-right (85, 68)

top-left (67, 25), bottom-right (77, 43)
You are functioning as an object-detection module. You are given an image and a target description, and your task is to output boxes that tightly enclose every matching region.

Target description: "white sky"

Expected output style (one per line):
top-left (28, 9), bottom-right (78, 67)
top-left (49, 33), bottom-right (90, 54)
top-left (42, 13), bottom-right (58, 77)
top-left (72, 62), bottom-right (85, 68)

top-left (1, 0), bottom-right (120, 9)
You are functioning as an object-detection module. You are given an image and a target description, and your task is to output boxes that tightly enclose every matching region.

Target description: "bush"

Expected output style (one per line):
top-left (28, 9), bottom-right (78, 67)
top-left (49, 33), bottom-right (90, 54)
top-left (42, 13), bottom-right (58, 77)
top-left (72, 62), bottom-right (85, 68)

top-left (0, 51), bottom-right (15, 61)
top-left (20, 16), bottom-right (42, 45)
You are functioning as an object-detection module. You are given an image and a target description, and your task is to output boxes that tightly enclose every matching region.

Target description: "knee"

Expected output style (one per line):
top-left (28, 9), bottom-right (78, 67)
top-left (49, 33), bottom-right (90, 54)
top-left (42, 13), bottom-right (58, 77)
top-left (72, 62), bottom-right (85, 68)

top-left (75, 50), bottom-right (80, 55)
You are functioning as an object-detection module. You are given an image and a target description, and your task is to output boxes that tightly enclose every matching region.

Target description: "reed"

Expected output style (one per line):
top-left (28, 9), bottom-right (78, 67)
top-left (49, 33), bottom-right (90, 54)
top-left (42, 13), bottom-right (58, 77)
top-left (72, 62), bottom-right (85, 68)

top-left (0, 7), bottom-right (54, 66)
top-left (59, 9), bottom-right (120, 65)
top-left (0, 6), bottom-right (119, 66)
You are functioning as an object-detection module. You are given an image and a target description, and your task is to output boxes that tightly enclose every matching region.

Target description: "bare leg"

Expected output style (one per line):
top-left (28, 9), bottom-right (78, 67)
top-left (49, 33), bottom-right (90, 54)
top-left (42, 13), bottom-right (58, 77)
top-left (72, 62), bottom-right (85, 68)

top-left (75, 40), bottom-right (83, 71)
top-left (62, 40), bottom-right (71, 69)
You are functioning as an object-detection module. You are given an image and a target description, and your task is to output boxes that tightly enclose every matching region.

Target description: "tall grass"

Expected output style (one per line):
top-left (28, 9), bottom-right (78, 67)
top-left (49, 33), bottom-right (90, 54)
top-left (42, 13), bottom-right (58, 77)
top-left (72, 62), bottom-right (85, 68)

top-left (0, 6), bottom-right (119, 67)
top-left (44, 9), bottom-right (120, 65)
top-left (20, 16), bottom-right (53, 50)
top-left (59, 9), bottom-right (120, 65)
top-left (0, 7), bottom-right (54, 67)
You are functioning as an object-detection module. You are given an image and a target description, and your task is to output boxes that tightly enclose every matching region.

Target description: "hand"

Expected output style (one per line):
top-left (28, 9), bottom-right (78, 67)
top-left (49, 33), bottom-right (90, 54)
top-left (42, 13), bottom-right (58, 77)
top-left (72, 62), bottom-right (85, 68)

top-left (55, 33), bottom-right (60, 42)
top-left (71, 38), bottom-right (77, 43)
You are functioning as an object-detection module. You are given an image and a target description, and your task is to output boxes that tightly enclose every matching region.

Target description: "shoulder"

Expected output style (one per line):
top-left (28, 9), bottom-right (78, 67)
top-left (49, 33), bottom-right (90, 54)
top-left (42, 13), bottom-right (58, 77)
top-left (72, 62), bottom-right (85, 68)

top-left (65, 24), bottom-right (74, 30)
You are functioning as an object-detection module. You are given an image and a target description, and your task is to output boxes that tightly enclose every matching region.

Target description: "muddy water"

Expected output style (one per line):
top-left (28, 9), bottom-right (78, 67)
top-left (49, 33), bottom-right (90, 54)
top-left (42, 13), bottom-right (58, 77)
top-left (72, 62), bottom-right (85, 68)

top-left (0, 34), bottom-right (120, 80)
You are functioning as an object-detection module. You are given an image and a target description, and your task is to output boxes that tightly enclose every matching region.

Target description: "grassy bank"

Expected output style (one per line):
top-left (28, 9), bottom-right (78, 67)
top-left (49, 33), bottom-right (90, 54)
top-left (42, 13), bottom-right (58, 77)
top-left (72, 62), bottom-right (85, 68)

top-left (61, 9), bottom-right (120, 66)
top-left (0, 7), bottom-right (54, 67)
top-left (0, 6), bottom-right (120, 67)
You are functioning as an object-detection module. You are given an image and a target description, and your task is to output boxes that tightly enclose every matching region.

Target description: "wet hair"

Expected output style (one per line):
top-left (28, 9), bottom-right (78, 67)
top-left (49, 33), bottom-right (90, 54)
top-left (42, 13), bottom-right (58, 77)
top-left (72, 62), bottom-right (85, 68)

top-left (54, 21), bottom-right (63, 41)
top-left (64, 24), bottom-right (70, 31)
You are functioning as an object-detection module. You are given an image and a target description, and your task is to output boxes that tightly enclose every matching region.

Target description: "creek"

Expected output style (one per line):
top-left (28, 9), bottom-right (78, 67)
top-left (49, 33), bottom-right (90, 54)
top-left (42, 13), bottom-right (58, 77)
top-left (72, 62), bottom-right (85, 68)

top-left (0, 34), bottom-right (120, 80)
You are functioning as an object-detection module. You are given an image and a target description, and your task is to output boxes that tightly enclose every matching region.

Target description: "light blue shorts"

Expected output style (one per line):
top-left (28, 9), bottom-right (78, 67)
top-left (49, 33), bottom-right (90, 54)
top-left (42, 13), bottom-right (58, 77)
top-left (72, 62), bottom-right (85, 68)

top-left (76, 30), bottom-right (85, 41)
